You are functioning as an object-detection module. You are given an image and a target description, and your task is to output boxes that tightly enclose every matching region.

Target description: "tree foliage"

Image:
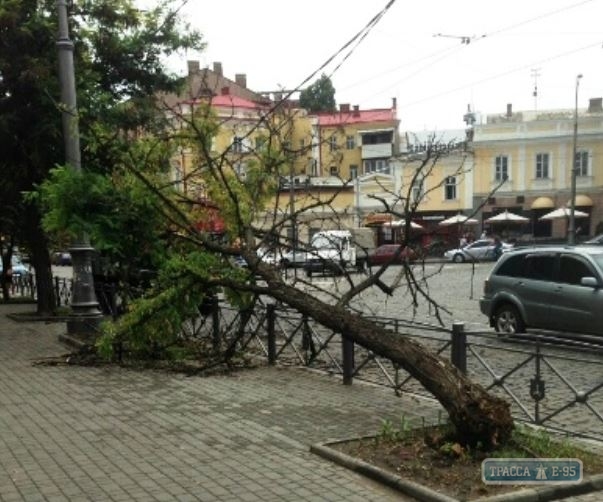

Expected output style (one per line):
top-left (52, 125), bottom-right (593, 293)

top-left (299, 73), bottom-right (336, 113)
top-left (0, 0), bottom-right (204, 311)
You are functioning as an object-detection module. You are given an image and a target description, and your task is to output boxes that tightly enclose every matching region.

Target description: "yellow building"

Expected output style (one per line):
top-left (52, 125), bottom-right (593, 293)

top-left (472, 99), bottom-right (603, 240)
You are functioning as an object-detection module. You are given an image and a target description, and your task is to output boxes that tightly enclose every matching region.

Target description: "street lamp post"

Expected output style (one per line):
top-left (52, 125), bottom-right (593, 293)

top-left (56, 0), bottom-right (102, 339)
top-left (568, 73), bottom-right (583, 245)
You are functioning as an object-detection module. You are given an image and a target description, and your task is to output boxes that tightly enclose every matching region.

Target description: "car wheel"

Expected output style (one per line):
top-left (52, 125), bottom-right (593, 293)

top-left (494, 304), bottom-right (525, 335)
top-left (453, 253), bottom-right (465, 263)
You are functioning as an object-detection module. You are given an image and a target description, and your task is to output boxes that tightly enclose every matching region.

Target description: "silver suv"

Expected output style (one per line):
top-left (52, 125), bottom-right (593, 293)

top-left (480, 245), bottom-right (603, 336)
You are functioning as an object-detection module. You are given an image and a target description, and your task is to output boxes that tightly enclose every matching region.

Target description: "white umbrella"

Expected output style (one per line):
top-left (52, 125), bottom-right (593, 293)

top-left (485, 210), bottom-right (529, 223)
top-left (389, 220), bottom-right (423, 230)
top-left (438, 213), bottom-right (479, 226)
top-left (539, 207), bottom-right (589, 220)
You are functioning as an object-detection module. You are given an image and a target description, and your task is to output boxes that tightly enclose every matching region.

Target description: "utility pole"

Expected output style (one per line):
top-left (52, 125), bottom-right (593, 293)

top-left (56, 0), bottom-right (102, 339)
top-left (568, 74), bottom-right (583, 245)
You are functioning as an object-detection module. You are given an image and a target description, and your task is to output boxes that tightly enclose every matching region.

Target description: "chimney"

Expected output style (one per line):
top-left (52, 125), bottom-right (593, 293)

top-left (353, 105), bottom-right (360, 117)
top-left (392, 97), bottom-right (397, 110)
top-left (213, 62), bottom-right (223, 76)
top-left (506, 103), bottom-right (513, 117)
top-left (221, 86), bottom-right (230, 96)
top-left (235, 73), bottom-right (247, 88)
top-left (187, 60), bottom-right (200, 75)
top-left (340, 103), bottom-right (350, 113)
top-left (588, 97), bottom-right (603, 113)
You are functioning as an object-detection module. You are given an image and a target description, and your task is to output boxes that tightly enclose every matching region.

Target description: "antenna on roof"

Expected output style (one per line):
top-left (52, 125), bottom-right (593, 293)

top-left (531, 68), bottom-right (541, 111)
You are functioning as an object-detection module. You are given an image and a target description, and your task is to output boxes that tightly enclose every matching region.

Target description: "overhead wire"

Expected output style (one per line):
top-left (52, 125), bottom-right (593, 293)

top-left (349, 0), bottom-right (599, 109)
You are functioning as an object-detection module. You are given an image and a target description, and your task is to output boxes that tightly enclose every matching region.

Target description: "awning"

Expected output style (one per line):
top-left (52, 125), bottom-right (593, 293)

top-left (567, 194), bottom-right (593, 207)
top-left (363, 213), bottom-right (393, 226)
top-left (530, 197), bottom-right (554, 209)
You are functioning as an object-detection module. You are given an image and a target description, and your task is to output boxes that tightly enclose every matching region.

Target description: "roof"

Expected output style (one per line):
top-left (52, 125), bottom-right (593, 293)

top-left (197, 94), bottom-right (266, 110)
top-left (316, 108), bottom-right (396, 127)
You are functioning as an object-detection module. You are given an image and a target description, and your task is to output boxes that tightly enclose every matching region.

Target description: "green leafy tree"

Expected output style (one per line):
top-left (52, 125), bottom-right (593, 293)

top-left (0, 0), bottom-right (203, 313)
top-left (299, 73), bottom-right (336, 113)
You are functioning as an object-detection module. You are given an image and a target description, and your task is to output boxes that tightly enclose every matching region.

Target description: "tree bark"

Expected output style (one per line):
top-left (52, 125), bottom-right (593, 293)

top-left (24, 206), bottom-right (56, 316)
top-left (264, 276), bottom-right (513, 447)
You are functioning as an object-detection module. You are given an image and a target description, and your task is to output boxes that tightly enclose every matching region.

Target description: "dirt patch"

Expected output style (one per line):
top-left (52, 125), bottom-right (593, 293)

top-left (328, 425), bottom-right (603, 501)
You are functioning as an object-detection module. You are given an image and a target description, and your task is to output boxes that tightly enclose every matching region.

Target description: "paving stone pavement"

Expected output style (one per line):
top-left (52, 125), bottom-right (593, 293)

top-left (1, 304), bottom-right (601, 501)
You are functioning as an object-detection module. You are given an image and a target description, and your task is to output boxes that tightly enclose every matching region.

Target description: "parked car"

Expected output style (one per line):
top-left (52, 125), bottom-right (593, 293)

top-left (480, 245), bottom-right (603, 336)
top-left (368, 244), bottom-right (417, 266)
top-left (582, 234), bottom-right (603, 245)
top-left (52, 251), bottom-right (72, 266)
top-left (257, 247), bottom-right (279, 266)
top-left (278, 249), bottom-right (310, 268)
top-left (0, 255), bottom-right (31, 278)
top-left (444, 239), bottom-right (513, 263)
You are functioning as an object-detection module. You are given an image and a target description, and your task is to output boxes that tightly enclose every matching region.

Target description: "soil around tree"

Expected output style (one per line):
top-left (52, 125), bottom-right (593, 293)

top-left (326, 425), bottom-right (603, 501)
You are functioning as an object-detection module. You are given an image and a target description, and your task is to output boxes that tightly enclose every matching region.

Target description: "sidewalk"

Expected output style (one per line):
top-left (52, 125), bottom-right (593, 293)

top-left (0, 304), bottom-right (438, 501)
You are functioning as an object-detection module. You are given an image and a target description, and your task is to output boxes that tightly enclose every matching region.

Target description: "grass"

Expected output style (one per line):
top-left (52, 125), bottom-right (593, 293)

top-left (331, 419), bottom-right (603, 501)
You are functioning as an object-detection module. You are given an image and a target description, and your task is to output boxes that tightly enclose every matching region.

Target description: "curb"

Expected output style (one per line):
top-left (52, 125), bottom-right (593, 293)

top-left (310, 439), bottom-right (603, 502)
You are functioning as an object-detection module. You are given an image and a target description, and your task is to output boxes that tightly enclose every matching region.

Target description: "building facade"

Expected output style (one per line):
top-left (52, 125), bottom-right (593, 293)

top-left (472, 99), bottom-right (603, 241)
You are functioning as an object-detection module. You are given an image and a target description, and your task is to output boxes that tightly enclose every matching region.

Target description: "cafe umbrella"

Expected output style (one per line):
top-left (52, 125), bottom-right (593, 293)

top-left (485, 210), bottom-right (529, 224)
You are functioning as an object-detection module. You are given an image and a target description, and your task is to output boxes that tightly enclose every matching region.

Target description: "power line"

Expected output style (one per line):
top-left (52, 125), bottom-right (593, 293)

top-left (349, 0), bottom-right (597, 107)
top-left (397, 40), bottom-right (602, 111)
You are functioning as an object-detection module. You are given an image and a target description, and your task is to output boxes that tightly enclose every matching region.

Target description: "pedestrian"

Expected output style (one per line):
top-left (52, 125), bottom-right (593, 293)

top-left (459, 234), bottom-right (468, 248)
top-left (493, 236), bottom-right (503, 260)
top-left (480, 230), bottom-right (487, 240)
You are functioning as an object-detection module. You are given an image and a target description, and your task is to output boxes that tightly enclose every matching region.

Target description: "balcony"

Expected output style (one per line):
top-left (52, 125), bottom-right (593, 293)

top-left (361, 143), bottom-right (392, 159)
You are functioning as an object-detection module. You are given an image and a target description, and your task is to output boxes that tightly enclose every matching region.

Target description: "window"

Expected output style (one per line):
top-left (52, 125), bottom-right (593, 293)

top-left (575, 150), bottom-right (589, 176)
top-left (559, 255), bottom-right (592, 285)
top-left (329, 166), bottom-right (338, 176)
top-left (444, 176), bottom-right (456, 200)
top-left (495, 155), bottom-right (508, 181)
top-left (234, 162), bottom-right (247, 180)
top-left (329, 135), bottom-right (337, 152)
top-left (523, 254), bottom-right (555, 281)
top-left (535, 153), bottom-right (549, 178)
top-left (346, 135), bottom-right (355, 150)
top-left (349, 165), bottom-right (358, 179)
top-left (411, 181), bottom-right (423, 203)
top-left (232, 136), bottom-right (243, 153)
top-left (363, 159), bottom-right (390, 174)
top-left (496, 254), bottom-right (525, 277)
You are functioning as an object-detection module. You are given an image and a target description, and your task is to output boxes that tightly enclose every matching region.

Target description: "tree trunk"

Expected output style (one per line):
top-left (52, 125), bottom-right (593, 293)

top-left (265, 276), bottom-right (513, 448)
top-left (24, 206), bottom-right (56, 316)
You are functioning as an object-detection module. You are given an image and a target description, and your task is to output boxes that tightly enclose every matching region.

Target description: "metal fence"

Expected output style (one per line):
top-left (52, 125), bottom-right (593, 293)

top-left (186, 301), bottom-right (603, 442)
top-left (8, 277), bottom-right (603, 441)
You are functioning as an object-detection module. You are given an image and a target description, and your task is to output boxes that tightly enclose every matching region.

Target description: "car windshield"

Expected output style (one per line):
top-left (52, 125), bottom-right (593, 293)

top-left (312, 236), bottom-right (343, 250)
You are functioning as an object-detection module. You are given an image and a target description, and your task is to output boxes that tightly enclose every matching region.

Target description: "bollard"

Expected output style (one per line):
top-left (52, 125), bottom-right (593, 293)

top-left (342, 335), bottom-right (354, 385)
top-left (267, 304), bottom-right (276, 365)
top-left (451, 322), bottom-right (467, 374)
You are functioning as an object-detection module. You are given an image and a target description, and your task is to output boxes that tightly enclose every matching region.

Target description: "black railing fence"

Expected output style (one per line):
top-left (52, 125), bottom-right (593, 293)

top-left (7, 276), bottom-right (603, 441)
top-left (183, 300), bottom-right (603, 442)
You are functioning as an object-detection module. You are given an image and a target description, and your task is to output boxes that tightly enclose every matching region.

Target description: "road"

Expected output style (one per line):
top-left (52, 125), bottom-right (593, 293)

top-left (298, 261), bottom-right (603, 441)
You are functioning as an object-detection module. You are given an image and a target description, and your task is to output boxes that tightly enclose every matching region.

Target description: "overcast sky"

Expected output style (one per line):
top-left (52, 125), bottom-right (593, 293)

top-left (155, 0), bottom-right (603, 131)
